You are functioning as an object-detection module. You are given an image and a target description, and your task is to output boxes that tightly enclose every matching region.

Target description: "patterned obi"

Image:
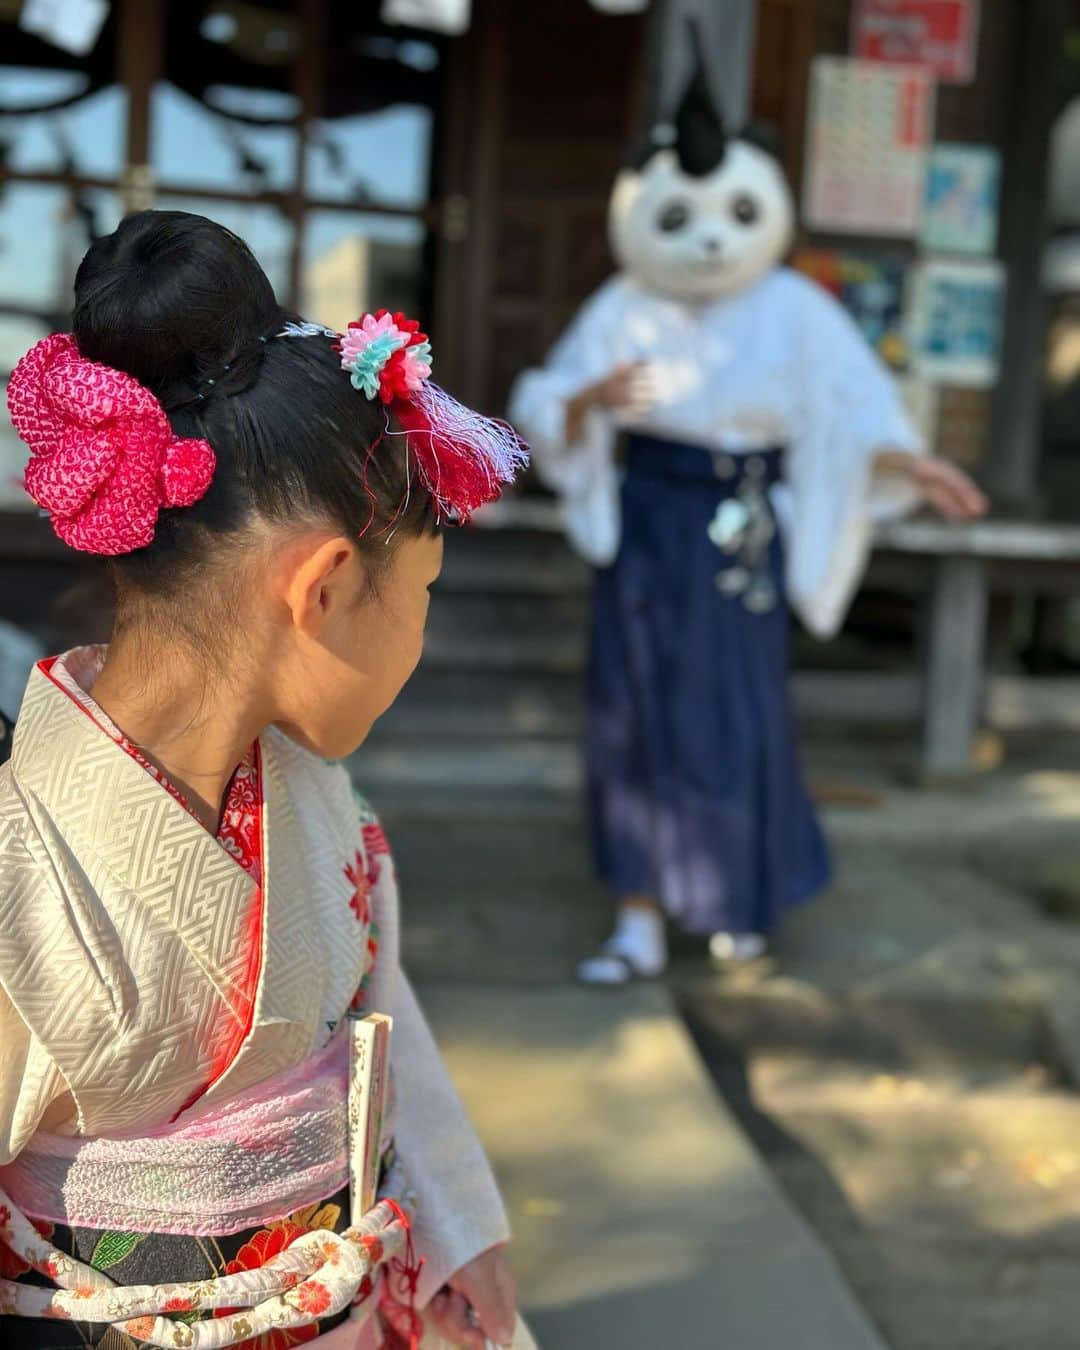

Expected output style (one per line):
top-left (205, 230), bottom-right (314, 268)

top-left (0, 1028), bottom-right (408, 1348)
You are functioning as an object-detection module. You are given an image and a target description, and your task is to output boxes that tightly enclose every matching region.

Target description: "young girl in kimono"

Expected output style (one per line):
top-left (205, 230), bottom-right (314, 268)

top-left (0, 210), bottom-right (528, 1349)
top-left (510, 60), bottom-right (987, 985)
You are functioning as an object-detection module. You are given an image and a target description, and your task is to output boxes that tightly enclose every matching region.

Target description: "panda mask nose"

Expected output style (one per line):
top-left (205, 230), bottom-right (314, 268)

top-left (702, 237), bottom-right (724, 257)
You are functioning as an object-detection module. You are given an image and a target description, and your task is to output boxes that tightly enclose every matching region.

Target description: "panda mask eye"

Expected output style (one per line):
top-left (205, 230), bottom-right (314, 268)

top-left (731, 193), bottom-right (760, 227)
top-left (657, 200), bottom-right (692, 233)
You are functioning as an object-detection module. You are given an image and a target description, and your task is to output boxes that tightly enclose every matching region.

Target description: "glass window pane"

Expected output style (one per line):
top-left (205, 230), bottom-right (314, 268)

top-left (306, 105), bottom-right (433, 211)
top-left (0, 183), bottom-right (78, 314)
top-left (0, 67), bottom-right (126, 179)
top-left (157, 195), bottom-right (295, 299)
top-left (302, 211), bottom-right (428, 333)
top-left (152, 82), bottom-right (299, 193)
top-left (79, 189), bottom-right (125, 239)
top-left (0, 184), bottom-right (123, 511)
top-left (0, 313), bottom-right (53, 511)
top-left (0, 184), bottom-right (122, 324)
top-left (0, 184), bottom-right (122, 319)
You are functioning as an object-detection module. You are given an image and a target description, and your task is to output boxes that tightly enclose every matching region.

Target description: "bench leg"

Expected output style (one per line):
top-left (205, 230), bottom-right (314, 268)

top-left (920, 557), bottom-right (988, 783)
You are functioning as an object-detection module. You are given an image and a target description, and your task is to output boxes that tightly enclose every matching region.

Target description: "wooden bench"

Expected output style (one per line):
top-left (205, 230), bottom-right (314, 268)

top-left (876, 519), bottom-right (1080, 782)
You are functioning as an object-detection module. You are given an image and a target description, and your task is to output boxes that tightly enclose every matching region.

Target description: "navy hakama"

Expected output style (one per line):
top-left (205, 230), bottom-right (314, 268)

top-left (586, 433), bottom-right (831, 937)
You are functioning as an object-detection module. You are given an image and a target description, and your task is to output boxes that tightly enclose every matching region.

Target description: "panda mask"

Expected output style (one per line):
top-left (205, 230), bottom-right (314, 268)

top-left (609, 58), bottom-right (794, 303)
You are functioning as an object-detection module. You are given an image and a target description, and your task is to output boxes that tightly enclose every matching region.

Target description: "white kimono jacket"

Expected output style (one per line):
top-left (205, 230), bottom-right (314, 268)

top-left (0, 649), bottom-right (507, 1325)
top-left (509, 267), bottom-right (924, 639)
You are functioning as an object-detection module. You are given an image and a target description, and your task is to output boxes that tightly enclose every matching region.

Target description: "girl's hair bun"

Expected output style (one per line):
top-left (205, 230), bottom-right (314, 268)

top-left (72, 210), bottom-right (280, 409)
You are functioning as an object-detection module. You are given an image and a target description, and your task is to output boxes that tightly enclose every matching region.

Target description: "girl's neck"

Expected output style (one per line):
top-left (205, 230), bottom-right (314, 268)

top-left (89, 636), bottom-right (271, 833)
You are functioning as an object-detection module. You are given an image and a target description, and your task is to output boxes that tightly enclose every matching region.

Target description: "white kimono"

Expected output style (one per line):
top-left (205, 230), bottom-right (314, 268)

top-left (509, 266), bottom-right (923, 638)
top-left (0, 649), bottom-right (508, 1343)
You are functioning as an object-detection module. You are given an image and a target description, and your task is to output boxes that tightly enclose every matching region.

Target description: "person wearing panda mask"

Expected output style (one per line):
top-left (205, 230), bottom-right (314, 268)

top-left (508, 53), bottom-right (987, 985)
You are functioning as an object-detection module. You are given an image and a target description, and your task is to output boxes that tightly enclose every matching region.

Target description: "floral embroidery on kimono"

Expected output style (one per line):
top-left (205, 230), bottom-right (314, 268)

top-left (348, 799), bottom-right (392, 1012)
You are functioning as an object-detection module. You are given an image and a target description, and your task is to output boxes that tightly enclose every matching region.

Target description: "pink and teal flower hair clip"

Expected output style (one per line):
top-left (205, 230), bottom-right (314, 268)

top-left (339, 311), bottom-right (432, 403)
top-left (338, 309), bottom-right (526, 522)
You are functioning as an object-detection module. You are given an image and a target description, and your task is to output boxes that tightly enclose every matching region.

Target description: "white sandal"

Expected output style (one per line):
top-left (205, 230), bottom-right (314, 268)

top-left (577, 941), bottom-right (665, 986)
top-left (708, 931), bottom-right (768, 964)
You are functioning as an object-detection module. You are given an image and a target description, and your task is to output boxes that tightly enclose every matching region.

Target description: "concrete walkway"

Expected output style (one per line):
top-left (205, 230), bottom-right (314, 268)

top-left (419, 983), bottom-right (888, 1350)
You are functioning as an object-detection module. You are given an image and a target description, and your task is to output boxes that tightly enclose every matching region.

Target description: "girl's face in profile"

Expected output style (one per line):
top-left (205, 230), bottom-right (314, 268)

top-left (269, 527), bottom-right (444, 760)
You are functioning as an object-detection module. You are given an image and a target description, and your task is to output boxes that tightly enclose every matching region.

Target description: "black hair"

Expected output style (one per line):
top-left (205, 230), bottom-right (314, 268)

top-left (72, 210), bottom-right (434, 620)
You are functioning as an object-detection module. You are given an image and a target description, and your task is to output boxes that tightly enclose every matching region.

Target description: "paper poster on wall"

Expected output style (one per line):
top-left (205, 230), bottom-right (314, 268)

top-left (909, 259), bottom-right (1005, 387)
top-left (804, 57), bottom-right (935, 236)
top-left (920, 143), bottom-right (1000, 255)
top-left (793, 249), bottom-right (910, 369)
top-left (852, 0), bottom-right (980, 85)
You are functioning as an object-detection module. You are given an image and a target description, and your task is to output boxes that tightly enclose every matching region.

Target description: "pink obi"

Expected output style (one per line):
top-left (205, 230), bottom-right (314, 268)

top-left (0, 1027), bottom-right (381, 1236)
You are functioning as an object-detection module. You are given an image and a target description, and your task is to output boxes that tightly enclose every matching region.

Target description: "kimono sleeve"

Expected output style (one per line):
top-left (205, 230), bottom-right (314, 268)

top-left (0, 989), bottom-right (71, 1165)
top-left (387, 971), bottom-right (510, 1307)
top-left (359, 807), bottom-right (509, 1309)
top-left (781, 269), bottom-right (925, 639)
top-left (507, 278), bottom-right (630, 566)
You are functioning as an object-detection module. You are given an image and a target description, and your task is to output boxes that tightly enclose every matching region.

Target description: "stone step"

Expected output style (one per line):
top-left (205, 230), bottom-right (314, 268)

top-left (472, 496), bottom-right (563, 533)
top-left (422, 984), bottom-right (888, 1350)
top-left (376, 668), bottom-right (917, 742)
top-left (441, 526), bottom-right (589, 594)
top-left (674, 977), bottom-right (1052, 1081)
top-left (375, 660), bottom-right (1080, 746)
top-left (383, 809), bottom-right (595, 884)
top-left (420, 629), bottom-right (586, 671)
top-left (368, 669), bottom-right (582, 743)
top-left (400, 877), bottom-right (606, 985)
top-left (346, 750), bottom-right (601, 983)
top-left (427, 587), bottom-right (586, 639)
top-left (350, 738), bottom-right (582, 797)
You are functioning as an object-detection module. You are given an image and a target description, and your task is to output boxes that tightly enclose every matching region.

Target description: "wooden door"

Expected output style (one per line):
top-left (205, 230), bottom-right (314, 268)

top-left (432, 0), bottom-right (650, 413)
top-left (433, 0), bottom-right (819, 415)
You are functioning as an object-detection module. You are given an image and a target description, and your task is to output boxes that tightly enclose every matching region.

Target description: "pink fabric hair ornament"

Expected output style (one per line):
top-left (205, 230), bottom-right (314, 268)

top-left (338, 309), bottom-right (528, 522)
top-left (7, 333), bottom-right (216, 556)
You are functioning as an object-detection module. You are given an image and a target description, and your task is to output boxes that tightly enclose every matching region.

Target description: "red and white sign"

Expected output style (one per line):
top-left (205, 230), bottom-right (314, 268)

top-left (852, 0), bottom-right (980, 85)
top-left (804, 58), bottom-right (935, 237)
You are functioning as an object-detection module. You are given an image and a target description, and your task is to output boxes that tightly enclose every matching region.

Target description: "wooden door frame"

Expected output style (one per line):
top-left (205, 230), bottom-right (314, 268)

top-left (431, 0), bottom-right (506, 409)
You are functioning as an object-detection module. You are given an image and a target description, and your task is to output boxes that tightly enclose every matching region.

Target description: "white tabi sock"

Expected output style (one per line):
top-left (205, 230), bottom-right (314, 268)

top-left (578, 906), bottom-right (668, 985)
top-left (610, 905), bottom-right (667, 975)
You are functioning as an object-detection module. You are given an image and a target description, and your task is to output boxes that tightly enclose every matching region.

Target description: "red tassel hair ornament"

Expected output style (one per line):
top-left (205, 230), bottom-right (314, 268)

top-left (338, 310), bottom-right (528, 522)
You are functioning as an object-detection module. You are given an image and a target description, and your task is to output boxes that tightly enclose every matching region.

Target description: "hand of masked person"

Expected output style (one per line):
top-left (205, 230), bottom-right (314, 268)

top-left (429, 1245), bottom-right (517, 1348)
top-left (566, 361), bottom-right (659, 441)
top-left (875, 450), bottom-right (989, 522)
top-left (909, 455), bottom-right (989, 521)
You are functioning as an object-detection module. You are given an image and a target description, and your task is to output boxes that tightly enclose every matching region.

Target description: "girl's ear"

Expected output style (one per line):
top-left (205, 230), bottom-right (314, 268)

top-left (282, 535), bottom-right (359, 638)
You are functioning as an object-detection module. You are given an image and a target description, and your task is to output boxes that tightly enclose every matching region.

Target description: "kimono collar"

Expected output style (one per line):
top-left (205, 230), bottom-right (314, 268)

top-left (5, 651), bottom-right (329, 1129)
